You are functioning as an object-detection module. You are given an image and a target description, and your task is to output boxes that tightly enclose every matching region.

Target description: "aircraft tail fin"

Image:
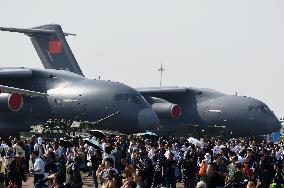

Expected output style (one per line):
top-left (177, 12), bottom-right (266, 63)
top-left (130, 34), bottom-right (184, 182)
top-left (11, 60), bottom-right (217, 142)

top-left (0, 24), bottom-right (84, 76)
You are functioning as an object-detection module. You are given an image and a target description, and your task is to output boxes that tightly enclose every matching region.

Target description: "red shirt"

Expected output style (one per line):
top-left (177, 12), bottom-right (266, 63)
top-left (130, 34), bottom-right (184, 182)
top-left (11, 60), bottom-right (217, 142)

top-left (243, 167), bottom-right (254, 178)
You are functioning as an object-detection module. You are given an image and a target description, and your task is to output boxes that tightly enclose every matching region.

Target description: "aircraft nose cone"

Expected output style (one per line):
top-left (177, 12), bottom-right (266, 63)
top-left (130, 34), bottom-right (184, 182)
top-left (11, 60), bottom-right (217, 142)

top-left (138, 108), bottom-right (159, 131)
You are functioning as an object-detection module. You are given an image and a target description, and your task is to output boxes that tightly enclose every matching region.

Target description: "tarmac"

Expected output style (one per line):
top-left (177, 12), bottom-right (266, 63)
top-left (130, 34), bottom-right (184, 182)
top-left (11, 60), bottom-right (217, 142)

top-left (22, 173), bottom-right (184, 188)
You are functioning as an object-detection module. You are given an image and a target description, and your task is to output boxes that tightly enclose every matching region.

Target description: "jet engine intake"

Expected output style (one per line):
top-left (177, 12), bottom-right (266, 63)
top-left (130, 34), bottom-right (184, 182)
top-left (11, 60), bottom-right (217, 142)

top-left (151, 102), bottom-right (181, 119)
top-left (0, 93), bottom-right (23, 112)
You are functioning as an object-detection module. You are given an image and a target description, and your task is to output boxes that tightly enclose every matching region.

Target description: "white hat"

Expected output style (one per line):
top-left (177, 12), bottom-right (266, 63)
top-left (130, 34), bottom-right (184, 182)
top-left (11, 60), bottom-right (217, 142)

top-left (196, 181), bottom-right (206, 188)
top-left (204, 153), bottom-right (211, 159)
top-left (37, 137), bottom-right (43, 145)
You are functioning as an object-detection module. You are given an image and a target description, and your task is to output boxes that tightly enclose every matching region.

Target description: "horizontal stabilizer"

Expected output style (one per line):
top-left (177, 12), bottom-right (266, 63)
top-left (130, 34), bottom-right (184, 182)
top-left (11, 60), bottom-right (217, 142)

top-left (0, 85), bottom-right (48, 97)
top-left (0, 27), bottom-right (75, 36)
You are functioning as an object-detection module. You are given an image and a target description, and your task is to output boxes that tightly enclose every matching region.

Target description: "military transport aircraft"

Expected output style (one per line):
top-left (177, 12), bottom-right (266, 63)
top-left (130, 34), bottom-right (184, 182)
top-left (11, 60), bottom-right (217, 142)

top-left (1, 24), bottom-right (280, 138)
top-left (0, 29), bottom-right (159, 137)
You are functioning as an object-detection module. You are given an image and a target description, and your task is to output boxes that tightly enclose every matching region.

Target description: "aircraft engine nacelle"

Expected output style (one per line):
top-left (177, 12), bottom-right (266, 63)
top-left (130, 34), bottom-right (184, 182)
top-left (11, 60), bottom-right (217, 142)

top-left (0, 93), bottom-right (23, 112)
top-left (151, 102), bottom-right (181, 119)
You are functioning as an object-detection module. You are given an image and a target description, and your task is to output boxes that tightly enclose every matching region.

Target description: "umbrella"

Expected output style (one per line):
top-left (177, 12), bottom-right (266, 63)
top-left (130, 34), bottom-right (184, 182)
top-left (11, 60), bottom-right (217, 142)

top-left (134, 132), bottom-right (159, 139)
top-left (59, 140), bottom-right (74, 148)
top-left (89, 130), bottom-right (106, 139)
top-left (187, 137), bottom-right (204, 147)
top-left (85, 139), bottom-right (103, 151)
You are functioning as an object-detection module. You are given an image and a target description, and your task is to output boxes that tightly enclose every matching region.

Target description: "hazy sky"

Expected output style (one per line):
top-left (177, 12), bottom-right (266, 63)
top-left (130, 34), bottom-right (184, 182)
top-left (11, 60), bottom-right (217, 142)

top-left (0, 1), bottom-right (283, 117)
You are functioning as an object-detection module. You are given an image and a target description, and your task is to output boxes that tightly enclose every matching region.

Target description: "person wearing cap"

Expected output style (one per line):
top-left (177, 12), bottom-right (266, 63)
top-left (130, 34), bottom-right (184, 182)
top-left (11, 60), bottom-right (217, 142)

top-left (204, 153), bottom-right (212, 165)
top-left (196, 181), bottom-right (206, 188)
top-left (7, 151), bottom-right (26, 187)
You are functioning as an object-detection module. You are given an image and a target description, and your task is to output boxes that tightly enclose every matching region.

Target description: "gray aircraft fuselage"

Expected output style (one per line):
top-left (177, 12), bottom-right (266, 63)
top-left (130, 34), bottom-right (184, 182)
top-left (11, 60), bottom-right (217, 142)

top-left (0, 24), bottom-right (280, 138)
top-left (0, 68), bottom-right (158, 136)
top-left (142, 87), bottom-right (281, 137)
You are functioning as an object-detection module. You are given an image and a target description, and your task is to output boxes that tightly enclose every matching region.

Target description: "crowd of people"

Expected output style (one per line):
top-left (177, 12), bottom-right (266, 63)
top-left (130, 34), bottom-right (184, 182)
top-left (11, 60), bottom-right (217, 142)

top-left (0, 134), bottom-right (283, 188)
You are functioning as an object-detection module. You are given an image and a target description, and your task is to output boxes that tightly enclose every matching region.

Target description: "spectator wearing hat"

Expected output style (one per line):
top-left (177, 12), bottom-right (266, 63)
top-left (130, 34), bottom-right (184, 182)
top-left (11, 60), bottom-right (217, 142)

top-left (196, 181), bottom-right (206, 188)
top-left (198, 153), bottom-right (212, 180)
top-left (204, 153), bottom-right (212, 165)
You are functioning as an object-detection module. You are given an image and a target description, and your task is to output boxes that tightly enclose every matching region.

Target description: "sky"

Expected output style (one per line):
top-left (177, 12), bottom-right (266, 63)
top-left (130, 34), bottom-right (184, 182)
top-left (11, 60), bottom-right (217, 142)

top-left (0, 1), bottom-right (283, 117)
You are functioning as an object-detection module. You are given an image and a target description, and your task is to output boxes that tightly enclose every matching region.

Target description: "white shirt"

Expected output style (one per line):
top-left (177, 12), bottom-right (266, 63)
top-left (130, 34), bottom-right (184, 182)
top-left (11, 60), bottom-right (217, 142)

top-left (164, 149), bottom-right (178, 159)
top-left (34, 157), bottom-right (45, 174)
top-left (213, 146), bottom-right (221, 155)
top-left (238, 155), bottom-right (245, 165)
top-left (34, 143), bottom-right (45, 156)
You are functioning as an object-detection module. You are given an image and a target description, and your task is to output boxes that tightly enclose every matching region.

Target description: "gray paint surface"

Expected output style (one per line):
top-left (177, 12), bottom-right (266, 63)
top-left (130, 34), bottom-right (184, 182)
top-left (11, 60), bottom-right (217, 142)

top-left (0, 67), bottom-right (159, 136)
top-left (2, 24), bottom-right (279, 137)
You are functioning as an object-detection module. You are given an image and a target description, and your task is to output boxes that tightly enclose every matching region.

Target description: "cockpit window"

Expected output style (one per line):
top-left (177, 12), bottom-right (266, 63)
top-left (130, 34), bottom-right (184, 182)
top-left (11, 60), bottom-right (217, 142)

top-left (254, 106), bottom-right (260, 111)
top-left (247, 106), bottom-right (254, 111)
top-left (259, 106), bottom-right (265, 112)
top-left (260, 105), bottom-right (270, 112)
top-left (114, 93), bottom-right (144, 104)
top-left (248, 105), bottom-right (270, 112)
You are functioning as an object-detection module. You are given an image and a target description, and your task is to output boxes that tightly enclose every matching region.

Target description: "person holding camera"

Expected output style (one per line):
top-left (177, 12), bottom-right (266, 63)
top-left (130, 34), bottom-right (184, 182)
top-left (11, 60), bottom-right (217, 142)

top-left (96, 158), bottom-right (119, 188)
top-left (66, 147), bottom-right (83, 188)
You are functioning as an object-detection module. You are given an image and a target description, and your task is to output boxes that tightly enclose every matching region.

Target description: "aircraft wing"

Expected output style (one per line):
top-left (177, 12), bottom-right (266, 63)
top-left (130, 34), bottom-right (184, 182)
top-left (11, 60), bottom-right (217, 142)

top-left (137, 87), bottom-right (187, 94)
top-left (0, 68), bottom-right (32, 78)
top-left (0, 84), bottom-right (48, 97)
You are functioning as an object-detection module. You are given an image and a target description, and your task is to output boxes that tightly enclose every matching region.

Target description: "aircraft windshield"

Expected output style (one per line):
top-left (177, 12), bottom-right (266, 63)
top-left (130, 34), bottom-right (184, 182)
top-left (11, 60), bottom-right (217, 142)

top-left (247, 105), bottom-right (270, 112)
top-left (114, 93), bottom-right (144, 104)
